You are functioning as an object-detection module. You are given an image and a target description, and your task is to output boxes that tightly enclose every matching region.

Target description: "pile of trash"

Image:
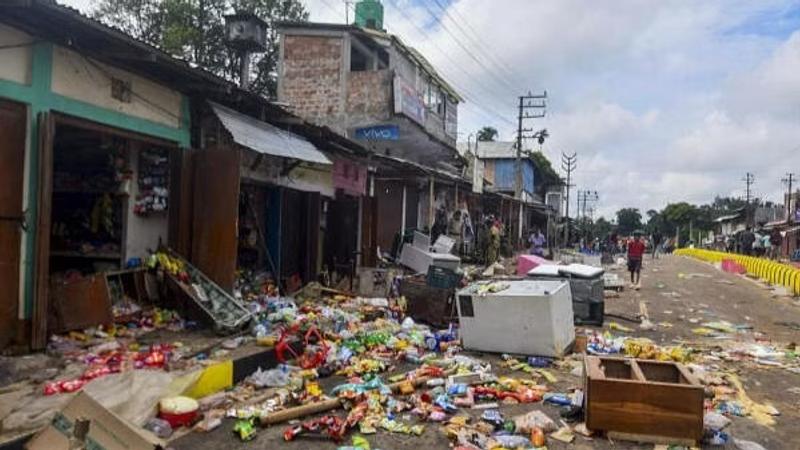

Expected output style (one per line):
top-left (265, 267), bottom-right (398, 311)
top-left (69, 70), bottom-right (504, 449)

top-left (43, 308), bottom-right (193, 395)
top-left (585, 330), bottom-right (694, 363)
top-left (163, 291), bottom-right (588, 449)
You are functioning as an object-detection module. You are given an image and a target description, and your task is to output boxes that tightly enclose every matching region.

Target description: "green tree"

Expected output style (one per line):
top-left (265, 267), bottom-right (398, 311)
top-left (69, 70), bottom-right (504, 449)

top-left (93, 0), bottom-right (309, 98)
top-left (527, 151), bottom-right (562, 194)
top-left (590, 217), bottom-right (614, 240)
top-left (477, 126), bottom-right (498, 142)
top-left (616, 208), bottom-right (643, 236)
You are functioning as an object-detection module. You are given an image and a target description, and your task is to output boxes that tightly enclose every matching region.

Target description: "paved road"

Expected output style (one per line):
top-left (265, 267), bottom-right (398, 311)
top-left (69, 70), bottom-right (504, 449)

top-left (173, 255), bottom-right (800, 450)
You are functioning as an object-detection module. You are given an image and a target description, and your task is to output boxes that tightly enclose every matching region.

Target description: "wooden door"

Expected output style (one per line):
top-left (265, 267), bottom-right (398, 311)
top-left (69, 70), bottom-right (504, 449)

top-left (360, 196), bottom-right (378, 267)
top-left (168, 148), bottom-right (194, 258)
top-left (0, 100), bottom-right (27, 349)
top-left (32, 111), bottom-right (55, 349)
top-left (191, 147), bottom-right (241, 292)
top-left (304, 192), bottom-right (321, 283)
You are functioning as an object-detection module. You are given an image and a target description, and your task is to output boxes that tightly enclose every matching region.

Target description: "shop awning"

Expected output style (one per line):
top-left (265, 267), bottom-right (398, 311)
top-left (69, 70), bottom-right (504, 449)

top-left (210, 102), bottom-right (331, 165)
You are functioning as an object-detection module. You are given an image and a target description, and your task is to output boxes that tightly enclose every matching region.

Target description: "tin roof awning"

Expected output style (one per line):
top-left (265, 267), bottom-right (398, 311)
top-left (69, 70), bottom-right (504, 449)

top-left (210, 102), bottom-right (331, 165)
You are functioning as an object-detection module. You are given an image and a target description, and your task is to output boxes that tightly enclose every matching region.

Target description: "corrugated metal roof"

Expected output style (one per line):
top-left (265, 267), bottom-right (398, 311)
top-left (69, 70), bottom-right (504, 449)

top-left (471, 141), bottom-right (517, 159)
top-left (211, 102), bottom-right (331, 165)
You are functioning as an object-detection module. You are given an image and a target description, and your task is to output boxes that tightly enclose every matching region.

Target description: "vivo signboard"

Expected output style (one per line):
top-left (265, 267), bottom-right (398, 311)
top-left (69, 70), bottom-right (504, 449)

top-left (355, 125), bottom-right (400, 141)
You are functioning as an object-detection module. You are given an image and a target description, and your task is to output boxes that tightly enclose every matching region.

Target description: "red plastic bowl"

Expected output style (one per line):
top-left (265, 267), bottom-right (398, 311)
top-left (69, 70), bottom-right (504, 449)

top-left (159, 410), bottom-right (197, 428)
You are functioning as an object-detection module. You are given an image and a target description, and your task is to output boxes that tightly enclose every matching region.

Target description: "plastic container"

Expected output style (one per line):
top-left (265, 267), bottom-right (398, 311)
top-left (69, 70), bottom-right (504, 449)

top-left (426, 265), bottom-right (462, 289)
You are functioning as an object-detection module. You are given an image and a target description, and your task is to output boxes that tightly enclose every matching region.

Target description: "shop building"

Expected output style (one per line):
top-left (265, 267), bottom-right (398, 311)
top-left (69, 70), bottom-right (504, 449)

top-left (275, 3), bottom-right (471, 265)
top-left (0, 1), bottom-right (372, 350)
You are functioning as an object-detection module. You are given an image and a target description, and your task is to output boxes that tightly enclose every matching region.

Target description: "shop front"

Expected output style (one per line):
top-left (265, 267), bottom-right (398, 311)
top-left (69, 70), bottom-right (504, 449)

top-left (0, 28), bottom-right (191, 349)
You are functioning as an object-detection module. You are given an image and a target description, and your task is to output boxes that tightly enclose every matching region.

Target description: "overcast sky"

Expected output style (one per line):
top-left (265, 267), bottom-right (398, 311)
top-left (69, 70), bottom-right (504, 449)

top-left (62, 0), bottom-right (800, 218)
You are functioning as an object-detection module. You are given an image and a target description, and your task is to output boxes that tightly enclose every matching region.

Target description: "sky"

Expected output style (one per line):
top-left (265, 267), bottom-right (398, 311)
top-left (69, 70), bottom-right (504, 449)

top-left (62, 0), bottom-right (800, 219)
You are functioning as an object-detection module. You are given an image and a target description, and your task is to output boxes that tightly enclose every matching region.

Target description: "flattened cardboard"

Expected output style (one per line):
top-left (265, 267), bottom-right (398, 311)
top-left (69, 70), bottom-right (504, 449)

top-left (26, 392), bottom-right (164, 450)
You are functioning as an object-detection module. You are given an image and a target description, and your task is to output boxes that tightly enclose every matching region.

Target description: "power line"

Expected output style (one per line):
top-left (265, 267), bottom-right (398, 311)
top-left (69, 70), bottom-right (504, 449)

top-left (381, 0), bottom-right (517, 126)
top-left (427, 0), bottom-right (526, 90)
top-left (414, 0), bottom-right (522, 95)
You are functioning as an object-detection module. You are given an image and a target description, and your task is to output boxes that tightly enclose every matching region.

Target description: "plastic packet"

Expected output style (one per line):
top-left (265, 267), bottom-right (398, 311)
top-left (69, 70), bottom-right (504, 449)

top-left (513, 410), bottom-right (556, 433)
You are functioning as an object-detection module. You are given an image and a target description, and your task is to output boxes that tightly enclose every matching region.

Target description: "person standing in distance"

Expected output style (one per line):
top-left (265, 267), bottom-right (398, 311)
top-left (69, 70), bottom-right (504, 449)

top-left (627, 231), bottom-right (646, 289)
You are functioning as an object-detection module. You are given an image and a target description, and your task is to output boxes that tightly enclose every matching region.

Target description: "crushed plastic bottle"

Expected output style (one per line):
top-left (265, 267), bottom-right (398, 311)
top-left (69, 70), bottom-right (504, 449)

top-left (143, 418), bottom-right (173, 439)
top-left (492, 434), bottom-right (531, 448)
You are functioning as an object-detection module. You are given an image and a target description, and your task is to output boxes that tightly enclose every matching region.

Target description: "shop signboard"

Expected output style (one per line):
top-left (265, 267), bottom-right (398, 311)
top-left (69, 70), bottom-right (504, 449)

top-left (393, 76), bottom-right (426, 126)
top-left (355, 125), bottom-right (400, 141)
top-left (333, 158), bottom-right (368, 196)
top-left (445, 98), bottom-right (458, 140)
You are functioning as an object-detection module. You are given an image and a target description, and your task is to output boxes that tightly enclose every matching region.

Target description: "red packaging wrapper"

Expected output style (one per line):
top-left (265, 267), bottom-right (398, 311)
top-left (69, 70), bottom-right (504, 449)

top-left (43, 382), bottom-right (61, 396)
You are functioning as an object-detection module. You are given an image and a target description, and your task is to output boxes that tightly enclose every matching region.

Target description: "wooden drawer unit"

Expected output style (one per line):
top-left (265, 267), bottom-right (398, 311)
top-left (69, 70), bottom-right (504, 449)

top-left (584, 356), bottom-right (704, 443)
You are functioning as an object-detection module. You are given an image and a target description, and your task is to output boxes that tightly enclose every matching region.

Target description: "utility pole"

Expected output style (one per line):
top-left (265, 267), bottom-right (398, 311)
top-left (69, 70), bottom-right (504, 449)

top-left (743, 172), bottom-right (755, 204)
top-left (783, 173), bottom-right (795, 221)
top-left (515, 91), bottom-right (547, 201)
top-left (344, 0), bottom-right (354, 23)
top-left (743, 172), bottom-right (755, 227)
top-left (561, 152), bottom-right (576, 245)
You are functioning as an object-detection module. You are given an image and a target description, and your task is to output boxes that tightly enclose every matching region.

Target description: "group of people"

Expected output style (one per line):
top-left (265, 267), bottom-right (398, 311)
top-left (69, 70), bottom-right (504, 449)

top-left (726, 227), bottom-right (782, 259)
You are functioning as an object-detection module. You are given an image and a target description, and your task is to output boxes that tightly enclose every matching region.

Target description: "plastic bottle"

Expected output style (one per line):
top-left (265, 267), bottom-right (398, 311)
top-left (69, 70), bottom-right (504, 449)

top-left (144, 418), bottom-right (173, 439)
top-left (531, 427), bottom-right (545, 447)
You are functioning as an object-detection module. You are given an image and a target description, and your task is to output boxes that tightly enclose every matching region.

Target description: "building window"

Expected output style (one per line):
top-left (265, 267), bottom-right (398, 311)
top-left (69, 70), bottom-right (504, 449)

top-left (351, 44), bottom-right (370, 72)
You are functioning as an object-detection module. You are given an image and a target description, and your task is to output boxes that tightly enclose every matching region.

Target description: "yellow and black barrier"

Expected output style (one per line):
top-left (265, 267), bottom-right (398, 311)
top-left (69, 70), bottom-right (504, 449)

top-left (675, 248), bottom-right (800, 296)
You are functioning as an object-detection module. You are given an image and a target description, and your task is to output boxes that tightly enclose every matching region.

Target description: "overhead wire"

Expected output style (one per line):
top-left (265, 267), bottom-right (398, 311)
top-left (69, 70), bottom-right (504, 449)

top-left (380, 0), bottom-right (516, 127)
top-left (429, 0), bottom-right (526, 89)
top-left (415, 0), bottom-right (522, 95)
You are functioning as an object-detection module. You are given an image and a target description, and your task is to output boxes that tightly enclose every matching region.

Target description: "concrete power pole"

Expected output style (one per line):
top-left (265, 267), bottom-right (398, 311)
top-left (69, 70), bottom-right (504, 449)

top-left (561, 153), bottom-right (576, 245)
top-left (783, 173), bottom-right (795, 221)
top-left (514, 92), bottom-right (547, 200)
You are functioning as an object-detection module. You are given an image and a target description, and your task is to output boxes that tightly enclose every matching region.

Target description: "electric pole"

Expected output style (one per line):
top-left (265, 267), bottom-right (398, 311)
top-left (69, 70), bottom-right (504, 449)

top-left (561, 152), bottom-right (576, 245)
top-left (783, 173), bottom-right (796, 221)
top-left (743, 172), bottom-right (755, 204)
top-left (344, 0), bottom-right (354, 23)
top-left (515, 91), bottom-right (547, 200)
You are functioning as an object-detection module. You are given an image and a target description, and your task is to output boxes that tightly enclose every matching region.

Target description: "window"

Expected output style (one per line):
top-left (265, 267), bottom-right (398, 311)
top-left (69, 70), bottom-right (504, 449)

top-left (424, 82), bottom-right (443, 115)
top-left (351, 45), bottom-right (370, 72)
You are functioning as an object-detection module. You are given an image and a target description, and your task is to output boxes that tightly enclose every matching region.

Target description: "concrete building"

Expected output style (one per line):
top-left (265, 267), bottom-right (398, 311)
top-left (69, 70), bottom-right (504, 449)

top-left (276, 4), bottom-right (475, 261)
top-left (276, 17), bottom-right (461, 167)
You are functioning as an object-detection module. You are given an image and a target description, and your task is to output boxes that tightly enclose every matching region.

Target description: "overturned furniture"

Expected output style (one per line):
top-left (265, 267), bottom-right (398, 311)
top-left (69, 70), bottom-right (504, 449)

top-left (584, 356), bottom-right (704, 445)
top-left (399, 276), bottom-right (456, 328)
top-left (528, 263), bottom-right (605, 326)
top-left (399, 231), bottom-right (461, 275)
top-left (165, 250), bottom-right (253, 333)
top-left (456, 280), bottom-right (574, 357)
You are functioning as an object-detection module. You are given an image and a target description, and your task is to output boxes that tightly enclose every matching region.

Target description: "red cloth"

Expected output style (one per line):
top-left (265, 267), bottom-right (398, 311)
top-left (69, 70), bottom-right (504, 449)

top-left (628, 240), bottom-right (646, 259)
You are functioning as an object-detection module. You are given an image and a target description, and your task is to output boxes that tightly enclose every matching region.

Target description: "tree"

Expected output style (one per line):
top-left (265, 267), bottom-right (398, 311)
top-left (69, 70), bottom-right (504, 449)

top-left (590, 217), bottom-right (614, 240)
top-left (477, 126), bottom-right (498, 142)
top-left (527, 151), bottom-right (562, 194)
top-left (93, 0), bottom-right (309, 99)
top-left (616, 208), bottom-right (643, 236)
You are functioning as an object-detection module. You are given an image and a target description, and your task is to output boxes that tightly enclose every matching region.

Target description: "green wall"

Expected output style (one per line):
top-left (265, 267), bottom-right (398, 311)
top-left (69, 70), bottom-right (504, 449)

top-left (0, 42), bottom-right (191, 319)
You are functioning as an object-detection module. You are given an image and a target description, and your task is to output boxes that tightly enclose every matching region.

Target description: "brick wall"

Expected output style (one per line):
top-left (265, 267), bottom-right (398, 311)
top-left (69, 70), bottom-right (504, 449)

top-left (281, 34), bottom-right (393, 132)
top-left (346, 69), bottom-right (392, 124)
top-left (281, 35), bottom-right (345, 129)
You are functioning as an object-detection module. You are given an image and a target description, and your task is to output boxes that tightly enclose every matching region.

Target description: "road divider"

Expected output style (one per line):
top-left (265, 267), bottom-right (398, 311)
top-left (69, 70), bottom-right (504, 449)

top-left (675, 249), bottom-right (800, 296)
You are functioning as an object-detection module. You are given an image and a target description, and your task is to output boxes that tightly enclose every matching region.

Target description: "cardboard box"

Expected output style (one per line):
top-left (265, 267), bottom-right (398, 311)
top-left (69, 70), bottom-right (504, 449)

top-left (26, 392), bottom-right (165, 450)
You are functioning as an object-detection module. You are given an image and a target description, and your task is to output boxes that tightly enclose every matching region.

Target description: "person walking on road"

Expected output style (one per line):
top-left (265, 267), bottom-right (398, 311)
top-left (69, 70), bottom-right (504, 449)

top-left (627, 232), bottom-right (646, 289)
top-left (770, 229), bottom-right (782, 260)
top-left (742, 227), bottom-right (756, 256)
top-left (651, 231), bottom-right (663, 259)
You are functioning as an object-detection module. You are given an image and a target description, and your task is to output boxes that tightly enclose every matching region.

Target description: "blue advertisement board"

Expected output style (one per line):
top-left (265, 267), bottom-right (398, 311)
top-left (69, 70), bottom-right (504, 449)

top-left (355, 125), bottom-right (400, 141)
